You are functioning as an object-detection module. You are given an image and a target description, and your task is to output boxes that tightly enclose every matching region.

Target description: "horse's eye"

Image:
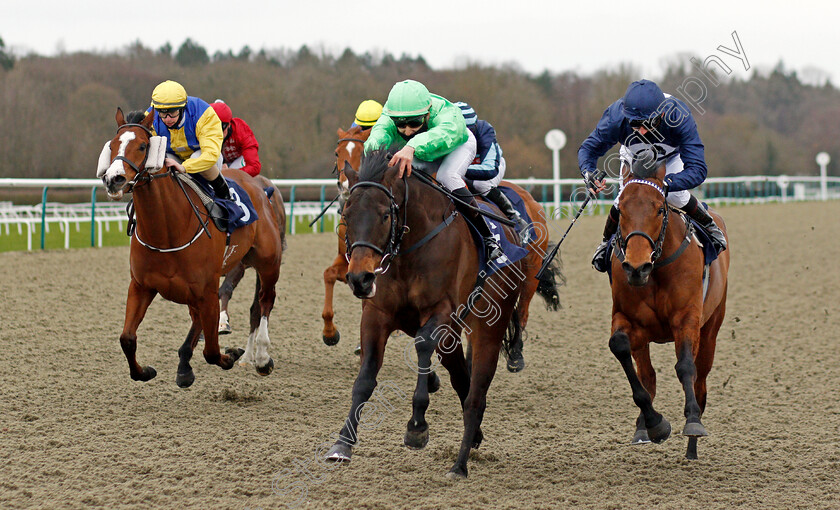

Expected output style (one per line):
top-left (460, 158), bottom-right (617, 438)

top-left (658, 206), bottom-right (665, 215)
top-left (139, 144), bottom-right (147, 152)
top-left (382, 212), bottom-right (390, 222)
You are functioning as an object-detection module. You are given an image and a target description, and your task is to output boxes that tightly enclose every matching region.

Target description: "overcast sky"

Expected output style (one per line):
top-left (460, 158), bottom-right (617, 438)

top-left (1, 1), bottom-right (834, 84)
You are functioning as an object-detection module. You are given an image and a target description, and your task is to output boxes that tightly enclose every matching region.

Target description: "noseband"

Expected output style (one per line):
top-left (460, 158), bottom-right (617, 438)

top-left (345, 179), bottom-right (409, 275)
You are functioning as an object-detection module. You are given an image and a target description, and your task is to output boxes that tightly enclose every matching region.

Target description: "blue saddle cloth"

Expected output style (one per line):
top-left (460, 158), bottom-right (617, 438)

top-left (466, 201), bottom-right (530, 276)
top-left (191, 175), bottom-right (259, 233)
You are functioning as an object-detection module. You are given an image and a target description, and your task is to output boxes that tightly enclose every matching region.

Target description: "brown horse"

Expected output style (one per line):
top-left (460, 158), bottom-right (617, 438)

top-left (321, 126), bottom-right (371, 345)
top-left (323, 148), bottom-right (559, 478)
top-left (218, 174), bottom-right (287, 337)
top-left (100, 108), bottom-right (284, 387)
top-left (321, 126), bottom-right (563, 372)
top-left (608, 162), bottom-right (730, 459)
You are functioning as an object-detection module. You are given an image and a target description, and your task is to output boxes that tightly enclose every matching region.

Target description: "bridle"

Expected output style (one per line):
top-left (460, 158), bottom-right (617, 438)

top-left (332, 136), bottom-right (366, 176)
top-left (613, 178), bottom-right (692, 269)
top-left (111, 123), bottom-right (212, 253)
top-left (344, 179), bottom-right (409, 275)
top-left (111, 123), bottom-right (169, 193)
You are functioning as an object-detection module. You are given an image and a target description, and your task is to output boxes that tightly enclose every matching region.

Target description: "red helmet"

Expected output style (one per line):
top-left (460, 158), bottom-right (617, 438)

top-left (211, 100), bottom-right (233, 123)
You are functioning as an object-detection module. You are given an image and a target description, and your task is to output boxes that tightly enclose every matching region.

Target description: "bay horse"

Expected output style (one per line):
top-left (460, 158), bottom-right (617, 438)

top-left (321, 125), bottom-right (371, 346)
top-left (321, 126), bottom-right (563, 372)
top-left (324, 148), bottom-right (558, 478)
top-left (218, 174), bottom-right (287, 336)
top-left (608, 160), bottom-right (730, 459)
top-left (100, 108), bottom-right (284, 386)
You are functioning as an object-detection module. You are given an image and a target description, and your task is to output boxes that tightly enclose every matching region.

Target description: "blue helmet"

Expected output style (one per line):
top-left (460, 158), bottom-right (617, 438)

top-left (622, 79), bottom-right (666, 121)
top-left (454, 101), bottom-right (477, 126)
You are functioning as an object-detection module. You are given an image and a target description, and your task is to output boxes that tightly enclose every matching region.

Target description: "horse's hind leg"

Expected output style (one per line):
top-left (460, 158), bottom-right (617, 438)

top-left (119, 281), bottom-right (158, 382)
top-left (218, 262), bottom-right (246, 335)
top-left (609, 322), bottom-right (671, 444)
top-left (176, 309), bottom-right (202, 388)
top-left (447, 324), bottom-right (504, 480)
top-left (438, 342), bottom-right (479, 447)
top-left (247, 268), bottom-right (278, 376)
top-left (322, 254), bottom-right (348, 346)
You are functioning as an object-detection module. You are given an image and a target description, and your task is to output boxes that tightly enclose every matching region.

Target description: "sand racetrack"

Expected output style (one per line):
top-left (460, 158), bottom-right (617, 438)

top-left (1, 200), bottom-right (839, 509)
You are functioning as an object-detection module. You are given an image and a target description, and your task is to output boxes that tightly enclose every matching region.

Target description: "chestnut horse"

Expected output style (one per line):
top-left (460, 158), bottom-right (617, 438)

top-left (100, 108), bottom-right (284, 387)
top-left (321, 126), bottom-right (562, 372)
top-left (218, 174), bottom-right (287, 336)
top-left (608, 162), bottom-right (730, 459)
top-left (321, 125), bottom-right (371, 346)
top-left (324, 148), bottom-right (556, 478)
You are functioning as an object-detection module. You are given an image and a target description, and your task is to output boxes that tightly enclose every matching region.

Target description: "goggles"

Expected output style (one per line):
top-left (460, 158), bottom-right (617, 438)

top-left (392, 116), bottom-right (425, 129)
top-left (629, 114), bottom-right (662, 131)
top-left (156, 108), bottom-right (182, 119)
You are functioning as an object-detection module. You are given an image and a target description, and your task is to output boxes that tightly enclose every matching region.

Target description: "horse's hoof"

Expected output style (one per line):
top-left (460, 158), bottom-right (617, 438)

top-left (256, 358), bottom-right (274, 376)
top-left (428, 372), bottom-right (441, 394)
top-left (323, 331), bottom-right (340, 346)
top-left (404, 428), bottom-right (429, 449)
top-left (225, 347), bottom-right (245, 362)
top-left (445, 467), bottom-right (468, 480)
top-left (218, 322), bottom-right (231, 335)
top-left (353, 344), bottom-right (361, 356)
top-left (682, 421), bottom-right (708, 438)
top-left (632, 429), bottom-right (651, 444)
top-left (506, 357), bottom-right (525, 373)
top-left (175, 370), bottom-right (195, 388)
top-left (648, 416), bottom-right (672, 444)
top-left (132, 366), bottom-right (157, 382)
top-left (325, 443), bottom-right (352, 463)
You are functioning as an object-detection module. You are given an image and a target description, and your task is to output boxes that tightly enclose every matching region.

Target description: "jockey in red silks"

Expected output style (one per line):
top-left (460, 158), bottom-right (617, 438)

top-left (210, 100), bottom-right (262, 177)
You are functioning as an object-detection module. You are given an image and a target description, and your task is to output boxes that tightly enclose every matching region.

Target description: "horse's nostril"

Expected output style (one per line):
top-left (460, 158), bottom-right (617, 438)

top-left (361, 272), bottom-right (376, 287)
top-left (622, 262), bottom-right (633, 274)
top-left (112, 175), bottom-right (126, 186)
top-left (639, 262), bottom-right (653, 275)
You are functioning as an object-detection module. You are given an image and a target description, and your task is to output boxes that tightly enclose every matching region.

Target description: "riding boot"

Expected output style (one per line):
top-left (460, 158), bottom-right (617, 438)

top-left (452, 187), bottom-right (504, 261)
top-left (682, 195), bottom-right (727, 253)
top-left (484, 187), bottom-right (531, 244)
top-left (592, 205), bottom-right (620, 272)
top-left (209, 174), bottom-right (231, 201)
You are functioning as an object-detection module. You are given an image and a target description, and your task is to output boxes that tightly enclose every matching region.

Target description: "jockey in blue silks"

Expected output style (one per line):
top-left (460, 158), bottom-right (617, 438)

top-left (578, 79), bottom-right (727, 272)
top-left (455, 102), bottom-right (530, 242)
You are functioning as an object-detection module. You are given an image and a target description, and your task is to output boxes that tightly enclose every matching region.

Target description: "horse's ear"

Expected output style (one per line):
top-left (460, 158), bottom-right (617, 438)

top-left (343, 161), bottom-right (359, 188)
top-left (337, 128), bottom-right (346, 137)
top-left (655, 162), bottom-right (666, 182)
top-left (141, 110), bottom-right (154, 129)
top-left (115, 107), bottom-right (126, 126)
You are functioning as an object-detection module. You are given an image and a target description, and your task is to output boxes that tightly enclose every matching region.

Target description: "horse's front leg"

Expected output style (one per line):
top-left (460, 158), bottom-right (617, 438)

top-left (405, 314), bottom-right (450, 450)
top-left (248, 268), bottom-right (278, 376)
top-left (325, 308), bottom-right (391, 463)
top-left (218, 262), bottom-right (247, 335)
top-left (630, 344), bottom-right (657, 444)
top-left (176, 307), bottom-right (202, 388)
top-left (321, 253), bottom-right (348, 346)
top-left (673, 328), bottom-right (708, 440)
top-left (119, 280), bottom-right (158, 382)
top-left (609, 314), bottom-right (671, 444)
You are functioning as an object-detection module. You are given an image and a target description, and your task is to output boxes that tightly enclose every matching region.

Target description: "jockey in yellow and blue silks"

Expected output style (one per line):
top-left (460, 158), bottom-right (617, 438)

top-left (364, 79), bottom-right (502, 260)
top-left (146, 80), bottom-right (230, 200)
top-left (579, 79), bottom-right (727, 272)
top-left (350, 99), bottom-right (383, 131)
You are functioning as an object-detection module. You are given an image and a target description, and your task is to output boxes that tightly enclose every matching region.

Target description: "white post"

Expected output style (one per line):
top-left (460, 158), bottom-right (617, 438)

top-left (816, 152), bottom-right (830, 201)
top-left (544, 129), bottom-right (567, 217)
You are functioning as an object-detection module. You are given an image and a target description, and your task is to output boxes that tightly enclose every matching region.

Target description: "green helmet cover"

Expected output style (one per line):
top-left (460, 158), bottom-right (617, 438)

top-left (382, 80), bottom-right (432, 117)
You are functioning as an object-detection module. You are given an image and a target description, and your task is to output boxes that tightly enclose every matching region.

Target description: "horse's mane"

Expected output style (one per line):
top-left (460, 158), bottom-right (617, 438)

top-left (126, 110), bottom-right (147, 124)
top-left (359, 145), bottom-right (400, 183)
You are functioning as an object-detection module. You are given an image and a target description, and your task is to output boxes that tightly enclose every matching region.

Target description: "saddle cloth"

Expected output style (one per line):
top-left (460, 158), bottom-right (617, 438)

top-left (190, 175), bottom-right (260, 233)
top-left (466, 202), bottom-right (530, 276)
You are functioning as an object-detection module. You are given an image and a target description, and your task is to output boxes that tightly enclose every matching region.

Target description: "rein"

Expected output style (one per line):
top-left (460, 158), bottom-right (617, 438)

top-left (613, 179), bottom-right (693, 269)
top-left (113, 123), bottom-right (213, 253)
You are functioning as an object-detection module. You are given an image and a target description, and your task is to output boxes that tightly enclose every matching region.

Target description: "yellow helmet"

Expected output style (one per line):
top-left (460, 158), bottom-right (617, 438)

top-left (354, 99), bottom-right (383, 127)
top-left (151, 80), bottom-right (188, 109)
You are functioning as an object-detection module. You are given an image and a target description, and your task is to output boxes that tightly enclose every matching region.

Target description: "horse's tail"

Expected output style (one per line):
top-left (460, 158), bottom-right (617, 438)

top-left (256, 175), bottom-right (287, 251)
top-left (536, 242), bottom-right (565, 311)
top-left (502, 298), bottom-right (523, 367)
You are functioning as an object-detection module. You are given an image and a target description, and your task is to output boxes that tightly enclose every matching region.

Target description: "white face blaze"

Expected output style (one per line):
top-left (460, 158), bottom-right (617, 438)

top-left (345, 141), bottom-right (356, 159)
top-left (104, 131), bottom-right (136, 181)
